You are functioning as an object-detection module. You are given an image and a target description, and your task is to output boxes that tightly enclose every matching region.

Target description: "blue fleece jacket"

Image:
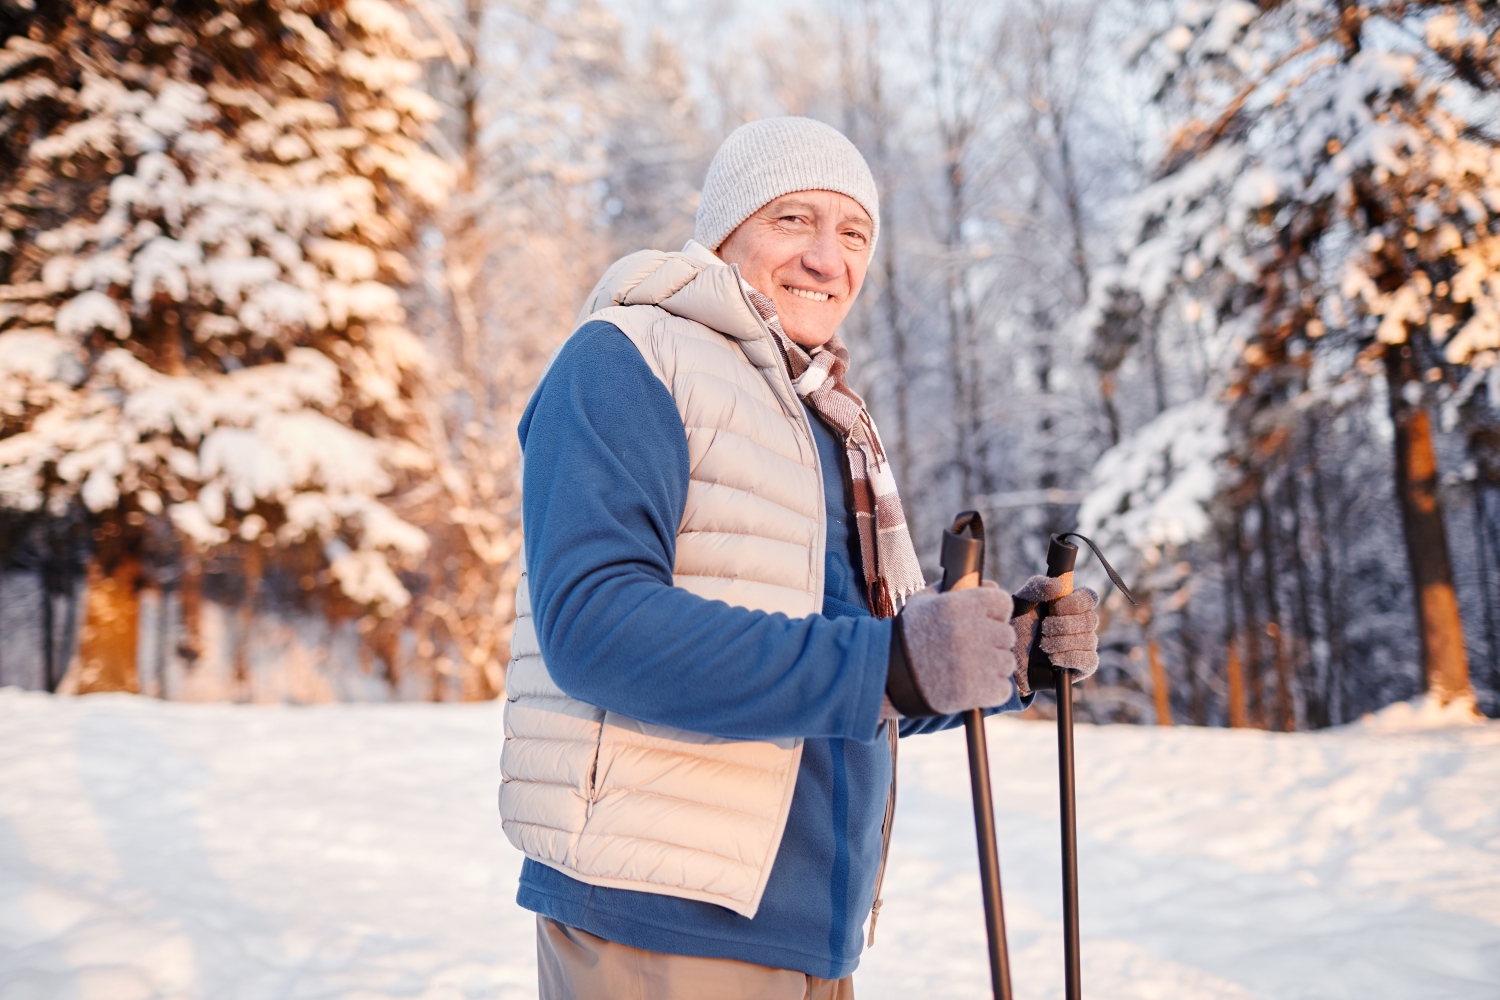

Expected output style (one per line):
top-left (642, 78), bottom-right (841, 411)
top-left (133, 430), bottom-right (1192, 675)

top-left (514, 320), bottom-right (1024, 978)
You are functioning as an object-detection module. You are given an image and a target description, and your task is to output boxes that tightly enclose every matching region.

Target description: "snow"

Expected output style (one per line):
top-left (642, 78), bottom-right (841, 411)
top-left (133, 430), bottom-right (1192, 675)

top-left (53, 291), bottom-right (129, 341)
top-left (346, 0), bottom-right (414, 39)
top-left (0, 330), bottom-right (77, 391)
top-left (167, 501), bottom-right (229, 547)
top-left (307, 238), bottom-right (379, 282)
top-left (1199, 2), bottom-right (1257, 55)
top-left (2, 690), bottom-right (1497, 999)
top-left (1077, 396), bottom-right (1228, 575)
top-left (329, 547), bottom-right (414, 612)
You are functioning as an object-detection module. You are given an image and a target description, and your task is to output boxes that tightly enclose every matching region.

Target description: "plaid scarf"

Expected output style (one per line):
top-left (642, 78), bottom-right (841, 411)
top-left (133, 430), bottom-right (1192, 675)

top-left (743, 284), bottom-right (925, 618)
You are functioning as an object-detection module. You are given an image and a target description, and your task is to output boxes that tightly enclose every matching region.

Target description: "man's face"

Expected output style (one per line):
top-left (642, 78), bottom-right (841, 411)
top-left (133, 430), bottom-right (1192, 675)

top-left (717, 190), bottom-right (873, 349)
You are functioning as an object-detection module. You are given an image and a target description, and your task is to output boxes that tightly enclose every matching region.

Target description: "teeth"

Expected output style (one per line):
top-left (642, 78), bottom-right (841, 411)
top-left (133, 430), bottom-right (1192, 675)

top-left (786, 287), bottom-right (831, 302)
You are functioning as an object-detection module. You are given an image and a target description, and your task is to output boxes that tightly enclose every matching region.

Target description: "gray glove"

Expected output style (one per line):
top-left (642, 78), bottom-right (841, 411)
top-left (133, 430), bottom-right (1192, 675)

top-left (888, 583), bottom-right (1017, 716)
top-left (1010, 575), bottom-right (1100, 695)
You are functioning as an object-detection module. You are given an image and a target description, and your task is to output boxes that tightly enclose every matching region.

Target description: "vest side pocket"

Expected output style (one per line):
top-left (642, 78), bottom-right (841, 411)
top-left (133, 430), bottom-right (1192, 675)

top-left (564, 717), bottom-right (607, 871)
top-left (585, 720), bottom-right (605, 817)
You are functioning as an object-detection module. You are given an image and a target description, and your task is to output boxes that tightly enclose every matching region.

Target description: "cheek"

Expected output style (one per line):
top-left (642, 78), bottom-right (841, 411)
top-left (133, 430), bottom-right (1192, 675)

top-left (751, 256), bottom-right (790, 292)
top-left (846, 256), bottom-right (870, 295)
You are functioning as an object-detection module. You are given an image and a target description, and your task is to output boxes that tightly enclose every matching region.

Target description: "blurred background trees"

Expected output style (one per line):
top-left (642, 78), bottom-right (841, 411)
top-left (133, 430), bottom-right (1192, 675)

top-left (1079, 0), bottom-right (1500, 725)
top-left (1, 0), bottom-right (1496, 724)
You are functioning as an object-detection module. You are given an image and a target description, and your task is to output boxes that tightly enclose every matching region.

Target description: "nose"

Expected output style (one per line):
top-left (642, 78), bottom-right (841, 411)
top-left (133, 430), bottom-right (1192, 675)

top-left (799, 225), bottom-right (843, 283)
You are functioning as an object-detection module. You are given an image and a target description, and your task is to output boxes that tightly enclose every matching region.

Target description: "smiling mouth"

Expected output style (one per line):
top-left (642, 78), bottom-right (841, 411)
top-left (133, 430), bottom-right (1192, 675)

top-left (785, 286), bottom-right (832, 303)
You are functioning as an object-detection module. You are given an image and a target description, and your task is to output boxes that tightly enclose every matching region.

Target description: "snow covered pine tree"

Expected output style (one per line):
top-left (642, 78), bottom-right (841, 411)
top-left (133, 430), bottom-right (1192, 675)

top-left (0, 0), bottom-right (452, 695)
top-left (1090, 1), bottom-right (1499, 718)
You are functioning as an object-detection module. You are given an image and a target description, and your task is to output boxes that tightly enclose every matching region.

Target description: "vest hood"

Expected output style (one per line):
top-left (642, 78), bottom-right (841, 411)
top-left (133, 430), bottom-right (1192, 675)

top-left (576, 241), bottom-right (768, 343)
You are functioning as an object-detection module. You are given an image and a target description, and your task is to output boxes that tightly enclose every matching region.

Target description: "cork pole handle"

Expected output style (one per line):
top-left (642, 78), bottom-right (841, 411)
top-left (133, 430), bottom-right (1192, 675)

top-left (1047, 535), bottom-right (1078, 598)
top-left (1023, 535), bottom-right (1080, 690)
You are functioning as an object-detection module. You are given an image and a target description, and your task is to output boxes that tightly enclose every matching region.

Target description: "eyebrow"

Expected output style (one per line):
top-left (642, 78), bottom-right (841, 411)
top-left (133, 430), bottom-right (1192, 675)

top-left (764, 198), bottom-right (873, 233)
top-left (765, 197), bottom-right (819, 216)
top-left (839, 213), bottom-right (873, 234)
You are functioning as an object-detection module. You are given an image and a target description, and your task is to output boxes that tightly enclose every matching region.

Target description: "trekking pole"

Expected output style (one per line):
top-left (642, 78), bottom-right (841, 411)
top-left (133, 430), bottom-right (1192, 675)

top-left (938, 511), bottom-right (1013, 1000)
top-left (1017, 533), bottom-right (1137, 1000)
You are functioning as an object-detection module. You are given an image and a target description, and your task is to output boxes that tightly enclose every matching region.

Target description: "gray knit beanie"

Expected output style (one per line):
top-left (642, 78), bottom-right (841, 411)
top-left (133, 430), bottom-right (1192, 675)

top-left (694, 117), bottom-right (880, 253)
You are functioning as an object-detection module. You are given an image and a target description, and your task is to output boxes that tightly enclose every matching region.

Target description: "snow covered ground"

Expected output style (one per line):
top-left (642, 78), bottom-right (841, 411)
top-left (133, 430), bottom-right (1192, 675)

top-left (1, 690), bottom-right (1497, 1000)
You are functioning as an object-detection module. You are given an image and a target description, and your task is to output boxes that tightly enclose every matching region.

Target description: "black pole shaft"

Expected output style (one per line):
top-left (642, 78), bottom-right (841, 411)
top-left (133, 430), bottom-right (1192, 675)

top-left (964, 708), bottom-right (1014, 1000)
top-left (940, 512), bottom-right (1013, 1000)
top-left (1056, 669), bottom-right (1081, 1000)
top-left (1041, 534), bottom-right (1083, 1000)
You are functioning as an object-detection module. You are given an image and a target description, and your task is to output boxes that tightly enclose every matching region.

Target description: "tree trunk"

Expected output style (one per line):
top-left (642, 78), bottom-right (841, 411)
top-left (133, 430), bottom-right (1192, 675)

top-left (865, 12), bottom-right (911, 503)
top-left (1286, 466), bottom-right (1321, 727)
top-left (1219, 526), bottom-right (1249, 727)
top-left (1256, 493), bottom-right (1295, 731)
top-left (1309, 423), bottom-right (1349, 723)
top-left (1181, 604), bottom-right (1208, 725)
top-left (75, 551), bottom-right (141, 694)
top-left (41, 558), bottom-right (57, 692)
top-left (1225, 636), bottom-right (1248, 728)
top-left (150, 583), bottom-right (170, 698)
top-left (1235, 513), bottom-right (1265, 726)
top-left (1146, 636), bottom-right (1173, 725)
top-left (57, 570), bottom-right (80, 690)
top-left (1145, 321), bottom-right (1168, 417)
top-left (1139, 600), bottom-right (1173, 725)
top-left (1474, 487), bottom-right (1497, 689)
top-left (944, 185), bottom-right (972, 503)
top-left (1099, 371), bottom-right (1122, 447)
top-left (1384, 349), bottom-right (1472, 704)
top-left (178, 553), bottom-right (203, 667)
top-left (233, 545), bottom-right (263, 700)
top-left (927, 0), bottom-right (980, 505)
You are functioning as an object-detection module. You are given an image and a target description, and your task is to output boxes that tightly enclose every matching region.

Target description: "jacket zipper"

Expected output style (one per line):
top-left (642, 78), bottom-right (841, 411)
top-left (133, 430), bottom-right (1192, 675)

top-left (733, 269), bottom-right (825, 608)
top-left (734, 269), bottom-right (896, 944)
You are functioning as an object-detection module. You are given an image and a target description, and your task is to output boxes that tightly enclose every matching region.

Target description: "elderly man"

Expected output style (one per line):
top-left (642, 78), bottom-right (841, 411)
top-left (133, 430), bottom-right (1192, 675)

top-left (501, 118), bottom-right (1100, 999)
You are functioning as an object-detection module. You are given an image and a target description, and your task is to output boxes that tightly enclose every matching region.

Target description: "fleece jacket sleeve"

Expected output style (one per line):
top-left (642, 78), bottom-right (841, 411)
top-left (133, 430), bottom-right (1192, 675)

top-left (517, 320), bottom-right (892, 744)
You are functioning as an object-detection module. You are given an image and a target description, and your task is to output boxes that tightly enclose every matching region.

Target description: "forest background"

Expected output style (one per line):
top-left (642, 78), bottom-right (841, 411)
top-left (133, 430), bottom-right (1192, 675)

top-left (1, 0), bottom-right (1497, 729)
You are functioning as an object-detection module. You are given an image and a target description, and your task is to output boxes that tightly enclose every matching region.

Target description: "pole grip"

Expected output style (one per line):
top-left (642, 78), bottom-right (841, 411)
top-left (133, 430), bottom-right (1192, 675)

top-left (1025, 534), bottom-right (1079, 689)
top-left (939, 511), bottom-right (985, 593)
top-left (1046, 534), bottom-right (1079, 582)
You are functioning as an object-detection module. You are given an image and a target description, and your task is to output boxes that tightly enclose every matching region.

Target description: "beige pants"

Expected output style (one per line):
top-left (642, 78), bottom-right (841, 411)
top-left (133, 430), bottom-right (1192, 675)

top-left (536, 916), bottom-right (856, 1000)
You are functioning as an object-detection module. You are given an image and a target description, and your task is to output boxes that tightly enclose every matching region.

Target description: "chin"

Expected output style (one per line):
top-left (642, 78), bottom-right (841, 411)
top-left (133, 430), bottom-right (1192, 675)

top-left (777, 312), bottom-right (834, 348)
top-left (785, 328), bottom-right (837, 349)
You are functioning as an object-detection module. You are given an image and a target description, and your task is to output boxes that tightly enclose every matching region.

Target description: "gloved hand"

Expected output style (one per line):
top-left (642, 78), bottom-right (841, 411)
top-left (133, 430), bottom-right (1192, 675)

top-left (887, 583), bottom-right (1017, 717)
top-left (1010, 575), bottom-right (1100, 696)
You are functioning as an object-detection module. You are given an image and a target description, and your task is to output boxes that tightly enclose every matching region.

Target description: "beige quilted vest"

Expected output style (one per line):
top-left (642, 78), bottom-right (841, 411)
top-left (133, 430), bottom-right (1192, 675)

top-left (500, 241), bottom-right (829, 918)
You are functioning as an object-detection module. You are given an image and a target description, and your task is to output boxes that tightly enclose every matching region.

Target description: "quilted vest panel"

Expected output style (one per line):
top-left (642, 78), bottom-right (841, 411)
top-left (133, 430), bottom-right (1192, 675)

top-left (500, 246), bottom-right (826, 918)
